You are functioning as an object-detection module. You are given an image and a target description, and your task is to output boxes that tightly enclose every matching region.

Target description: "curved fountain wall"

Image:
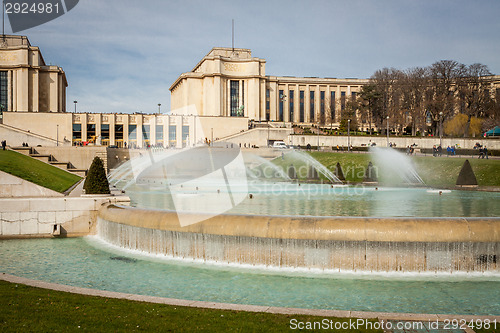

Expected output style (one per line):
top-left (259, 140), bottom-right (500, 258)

top-left (97, 204), bottom-right (500, 273)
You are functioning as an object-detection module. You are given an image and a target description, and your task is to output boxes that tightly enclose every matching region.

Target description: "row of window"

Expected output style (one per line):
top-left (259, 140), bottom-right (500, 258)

top-left (0, 71), bottom-right (8, 112)
top-left (272, 89), bottom-right (355, 122)
top-left (230, 80), bottom-right (244, 117)
top-left (72, 124), bottom-right (189, 143)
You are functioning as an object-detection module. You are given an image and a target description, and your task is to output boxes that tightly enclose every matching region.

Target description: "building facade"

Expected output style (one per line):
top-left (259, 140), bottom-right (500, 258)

top-left (0, 35), bottom-right (67, 114)
top-left (170, 47), bottom-right (369, 126)
top-left (69, 113), bottom-right (247, 148)
top-left (2, 38), bottom-right (499, 150)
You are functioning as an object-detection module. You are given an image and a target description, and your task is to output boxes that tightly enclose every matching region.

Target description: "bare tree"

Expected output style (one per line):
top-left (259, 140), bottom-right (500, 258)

top-left (400, 67), bottom-right (429, 136)
top-left (426, 60), bottom-right (463, 135)
top-left (358, 84), bottom-right (382, 135)
top-left (323, 96), bottom-right (340, 131)
top-left (456, 63), bottom-right (492, 137)
top-left (371, 68), bottom-right (403, 134)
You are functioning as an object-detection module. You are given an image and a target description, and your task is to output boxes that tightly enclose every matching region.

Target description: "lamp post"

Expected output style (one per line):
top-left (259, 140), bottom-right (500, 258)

top-left (158, 103), bottom-right (161, 113)
top-left (280, 94), bottom-right (287, 128)
top-left (193, 115), bottom-right (197, 147)
top-left (347, 119), bottom-right (351, 152)
top-left (56, 125), bottom-right (59, 146)
top-left (267, 123), bottom-right (270, 147)
top-left (386, 115), bottom-right (390, 147)
top-left (317, 122), bottom-right (320, 151)
top-left (73, 100), bottom-right (77, 113)
top-left (439, 111), bottom-right (443, 147)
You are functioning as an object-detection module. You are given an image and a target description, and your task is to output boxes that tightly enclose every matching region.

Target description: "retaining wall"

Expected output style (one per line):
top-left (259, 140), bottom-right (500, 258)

top-left (0, 196), bottom-right (130, 238)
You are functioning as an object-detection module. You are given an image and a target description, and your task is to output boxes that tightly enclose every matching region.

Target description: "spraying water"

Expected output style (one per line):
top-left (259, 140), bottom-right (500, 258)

top-left (370, 147), bottom-right (424, 185)
top-left (287, 151), bottom-right (342, 183)
top-left (244, 154), bottom-right (291, 181)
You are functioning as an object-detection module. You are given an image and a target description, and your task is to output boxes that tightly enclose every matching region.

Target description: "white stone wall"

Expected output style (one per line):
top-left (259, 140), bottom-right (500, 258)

top-left (0, 123), bottom-right (59, 147)
top-left (289, 135), bottom-right (500, 150)
top-left (0, 196), bottom-right (130, 238)
top-left (0, 171), bottom-right (63, 198)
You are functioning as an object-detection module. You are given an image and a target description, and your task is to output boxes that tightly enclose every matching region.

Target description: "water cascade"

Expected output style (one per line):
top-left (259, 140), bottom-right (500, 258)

top-left (97, 206), bottom-right (500, 274)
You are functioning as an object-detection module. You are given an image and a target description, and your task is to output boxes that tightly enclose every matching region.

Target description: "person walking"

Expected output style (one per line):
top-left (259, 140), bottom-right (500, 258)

top-left (1, 140), bottom-right (6, 150)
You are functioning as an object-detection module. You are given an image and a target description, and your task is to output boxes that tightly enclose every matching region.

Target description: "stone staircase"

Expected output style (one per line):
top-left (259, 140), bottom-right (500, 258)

top-left (11, 146), bottom-right (87, 177)
top-left (95, 151), bottom-right (108, 171)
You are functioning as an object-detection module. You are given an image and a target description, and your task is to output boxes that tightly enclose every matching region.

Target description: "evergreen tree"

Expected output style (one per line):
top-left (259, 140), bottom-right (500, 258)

top-left (83, 156), bottom-right (110, 194)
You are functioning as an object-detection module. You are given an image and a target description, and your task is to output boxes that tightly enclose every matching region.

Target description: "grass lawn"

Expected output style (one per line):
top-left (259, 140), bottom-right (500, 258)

top-left (0, 150), bottom-right (81, 193)
top-left (0, 280), bottom-right (382, 332)
top-left (272, 151), bottom-right (500, 187)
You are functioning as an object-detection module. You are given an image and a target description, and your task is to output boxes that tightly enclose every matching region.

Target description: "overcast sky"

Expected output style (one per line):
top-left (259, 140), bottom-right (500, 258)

top-left (7, 0), bottom-right (500, 114)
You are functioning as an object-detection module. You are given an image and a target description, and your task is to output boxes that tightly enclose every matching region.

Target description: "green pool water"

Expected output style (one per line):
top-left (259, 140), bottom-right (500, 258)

top-left (1, 237), bottom-right (499, 316)
top-left (125, 183), bottom-right (500, 217)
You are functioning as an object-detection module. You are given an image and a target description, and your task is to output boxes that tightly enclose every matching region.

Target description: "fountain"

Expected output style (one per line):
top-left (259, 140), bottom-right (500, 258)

top-left (99, 146), bottom-right (500, 274)
top-left (2, 145), bottom-right (499, 316)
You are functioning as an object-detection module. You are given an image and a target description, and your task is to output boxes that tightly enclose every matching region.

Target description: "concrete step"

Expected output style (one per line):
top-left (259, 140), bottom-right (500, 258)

top-left (67, 169), bottom-right (87, 177)
top-left (49, 161), bottom-right (69, 170)
top-left (30, 154), bottom-right (53, 163)
top-left (10, 147), bottom-right (32, 155)
top-left (95, 152), bottom-right (108, 171)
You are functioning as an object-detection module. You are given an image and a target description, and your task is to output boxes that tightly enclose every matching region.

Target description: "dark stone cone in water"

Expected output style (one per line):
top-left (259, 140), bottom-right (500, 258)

top-left (288, 164), bottom-right (297, 179)
top-left (456, 159), bottom-right (478, 185)
top-left (334, 162), bottom-right (345, 181)
top-left (364, 161), bottom-right (378, 182)
top-left (307, 165), bottom-right (319, 179)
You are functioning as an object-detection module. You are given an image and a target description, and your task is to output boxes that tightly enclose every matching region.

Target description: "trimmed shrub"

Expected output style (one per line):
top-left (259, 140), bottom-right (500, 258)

top-left (83, 156), bottom-right (110, 194)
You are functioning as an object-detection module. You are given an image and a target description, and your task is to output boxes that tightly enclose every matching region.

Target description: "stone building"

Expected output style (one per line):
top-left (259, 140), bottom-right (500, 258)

top-left (170, 47), bottom-right (369, 126)
top-left (1, 37), bottom-right (499, 149)
top-left (0, 35), bottom-right (67, 114)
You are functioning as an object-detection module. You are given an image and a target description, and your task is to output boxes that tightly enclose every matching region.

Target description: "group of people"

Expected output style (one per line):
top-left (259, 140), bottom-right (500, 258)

top-left (446, 146), bottom-right (456, 155)
top-left (21, 142), bottom-right (29, 147)
top-left (474, 142), bottom-right (489, 159)
top-left (1, 140), bottom-right (6, 150)
top-left (405, 145), bottom-right (416, 155)
top-left (479, 146), bottom-right (489, 159)
top-left (432, 145), bottom-right (443, 157)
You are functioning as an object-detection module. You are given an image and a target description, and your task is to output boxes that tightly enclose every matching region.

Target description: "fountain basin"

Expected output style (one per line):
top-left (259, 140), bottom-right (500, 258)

top-left (98, 204), bottom-right (500, 273)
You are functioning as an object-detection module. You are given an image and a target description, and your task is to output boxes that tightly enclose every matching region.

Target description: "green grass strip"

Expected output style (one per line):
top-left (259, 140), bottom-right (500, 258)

top-left (0, 280), bottom-right (382, 332)
top-left (0, 150), bottom-right (81, 193)
top-left (274, 151), bottom-right (500, 186)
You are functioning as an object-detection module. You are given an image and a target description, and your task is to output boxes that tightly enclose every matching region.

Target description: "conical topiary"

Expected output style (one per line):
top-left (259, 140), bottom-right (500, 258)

top-left (83, 156), bottom-right (110, 194)
top-left (334, 162), bottom-right (345, 181)
top-left (288, 164), bottom-right (297, 179)
top-left (307, 165), bottom-right (319, 180)
top-left (456, 159), bottom-right (478, 186)
top-left (364, 161), bottom-right (378, 182)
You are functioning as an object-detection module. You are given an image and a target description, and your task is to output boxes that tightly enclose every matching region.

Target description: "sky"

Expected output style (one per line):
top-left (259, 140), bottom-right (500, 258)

top-left (6, 0), bottom-right (500, 114)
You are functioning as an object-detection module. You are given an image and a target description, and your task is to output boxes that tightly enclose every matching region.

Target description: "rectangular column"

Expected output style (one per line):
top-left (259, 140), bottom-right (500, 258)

top-left (96, 113), bottom-right (102, 145)
top-left (176, 116), bottom-right (183, 148)
top-left (81, 114), bottom-right (88, 142)
top-left (109, 114), bottom-right (116, 146)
